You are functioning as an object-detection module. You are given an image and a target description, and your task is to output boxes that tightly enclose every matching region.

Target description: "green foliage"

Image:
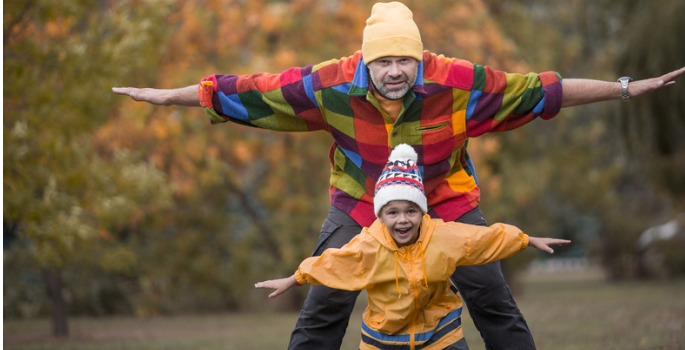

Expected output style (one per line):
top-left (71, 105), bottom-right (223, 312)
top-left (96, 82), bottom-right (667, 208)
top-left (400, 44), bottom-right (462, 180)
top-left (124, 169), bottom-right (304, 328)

top-left (4, 0), bottom-right (176, 322)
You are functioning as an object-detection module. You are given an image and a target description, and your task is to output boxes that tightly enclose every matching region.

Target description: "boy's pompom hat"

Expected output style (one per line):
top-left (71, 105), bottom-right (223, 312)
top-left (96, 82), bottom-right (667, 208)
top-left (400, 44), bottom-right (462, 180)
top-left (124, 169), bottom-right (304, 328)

top-left (374, 144), bottom-right (427, 216)
top-left (362, 2), bottom-right (423, 64)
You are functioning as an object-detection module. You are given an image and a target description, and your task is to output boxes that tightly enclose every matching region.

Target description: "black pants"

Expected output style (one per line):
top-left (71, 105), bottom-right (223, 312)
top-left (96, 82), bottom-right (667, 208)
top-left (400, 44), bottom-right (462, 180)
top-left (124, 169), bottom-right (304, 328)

top-left (287, 206), bottom-right (536, 350)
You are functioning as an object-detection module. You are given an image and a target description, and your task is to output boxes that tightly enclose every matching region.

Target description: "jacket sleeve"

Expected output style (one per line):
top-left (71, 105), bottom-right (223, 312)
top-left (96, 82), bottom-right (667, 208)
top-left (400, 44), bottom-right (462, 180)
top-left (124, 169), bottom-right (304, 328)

top-left (198, 66), bottom-right (328, 132)
top-left (443, 222), bottom-right (529, 266)
top-left (464, 64), bottom-right (563, 137)
top-left (294, 232), bottom-right (379, 290)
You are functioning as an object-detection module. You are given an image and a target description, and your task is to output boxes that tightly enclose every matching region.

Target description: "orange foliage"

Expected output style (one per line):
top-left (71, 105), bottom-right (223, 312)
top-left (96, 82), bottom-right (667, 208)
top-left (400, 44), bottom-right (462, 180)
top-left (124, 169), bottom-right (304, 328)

top-left (232, 140), bottom-right (254, 165)
top-left (101, 0), bottom-right (530, 204)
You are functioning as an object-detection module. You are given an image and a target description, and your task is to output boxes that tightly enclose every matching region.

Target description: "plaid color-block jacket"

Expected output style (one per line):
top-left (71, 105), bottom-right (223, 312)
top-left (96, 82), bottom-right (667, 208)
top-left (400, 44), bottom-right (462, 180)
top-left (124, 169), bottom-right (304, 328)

top-left (199, 50), bottom-right (563, 227)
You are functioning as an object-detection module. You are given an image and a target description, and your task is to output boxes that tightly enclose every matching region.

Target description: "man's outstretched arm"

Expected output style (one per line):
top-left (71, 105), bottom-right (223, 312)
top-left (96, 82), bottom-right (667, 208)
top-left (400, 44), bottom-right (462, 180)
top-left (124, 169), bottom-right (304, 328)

top-left (561, 66), bottom-right (685, 107)
top-left (112, 85), bottom-right (201, 107)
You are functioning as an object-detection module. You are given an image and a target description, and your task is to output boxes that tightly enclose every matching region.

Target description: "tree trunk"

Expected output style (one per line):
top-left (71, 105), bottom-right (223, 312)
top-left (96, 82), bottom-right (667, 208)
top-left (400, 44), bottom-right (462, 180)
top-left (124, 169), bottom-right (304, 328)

top-left (42, 268), bottom-right (69, 337)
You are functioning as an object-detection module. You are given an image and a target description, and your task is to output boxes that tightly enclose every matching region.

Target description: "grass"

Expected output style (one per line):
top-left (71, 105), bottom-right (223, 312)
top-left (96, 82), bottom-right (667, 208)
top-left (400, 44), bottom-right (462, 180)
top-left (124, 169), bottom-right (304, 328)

top-left (4, 268), bottom-right (685, 350)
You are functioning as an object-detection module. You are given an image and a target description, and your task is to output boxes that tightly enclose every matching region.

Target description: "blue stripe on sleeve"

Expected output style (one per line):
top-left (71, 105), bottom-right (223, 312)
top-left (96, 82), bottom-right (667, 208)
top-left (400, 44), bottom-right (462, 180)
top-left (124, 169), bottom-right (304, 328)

top-left (533, 96), bottom-right (545, 115)
top-left (466, 90), bottom-right (481, 120)
top-left (218, 92), bottom-right (250, 121)
top-left (302, 74), bottom-right (319, 108)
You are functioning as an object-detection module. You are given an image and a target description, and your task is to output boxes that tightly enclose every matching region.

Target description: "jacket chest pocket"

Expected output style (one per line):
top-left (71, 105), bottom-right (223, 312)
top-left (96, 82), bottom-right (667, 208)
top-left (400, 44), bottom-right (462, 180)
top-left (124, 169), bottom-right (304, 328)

top-left (411, 121), bottom-right (460, 164)
top-left (415, 122), bottom-right (449, 133)
top-left (412, 121), bottom-right (453, 142)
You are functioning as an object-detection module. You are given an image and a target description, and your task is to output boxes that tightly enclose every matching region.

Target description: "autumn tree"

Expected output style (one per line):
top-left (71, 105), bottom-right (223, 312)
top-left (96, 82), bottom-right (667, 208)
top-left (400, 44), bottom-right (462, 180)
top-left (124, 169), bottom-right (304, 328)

top-left (4, 0), bottom-right (175, 336)
top-left (482, 0), bottom-right (685, 279)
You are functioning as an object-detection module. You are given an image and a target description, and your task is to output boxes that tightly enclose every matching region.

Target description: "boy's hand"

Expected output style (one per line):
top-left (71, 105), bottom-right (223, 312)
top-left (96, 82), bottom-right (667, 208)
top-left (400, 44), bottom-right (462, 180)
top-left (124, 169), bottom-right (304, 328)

top-left (255, 275), bottom-right (298, 298)
top-left (528, 237), bottom-right (571, 254)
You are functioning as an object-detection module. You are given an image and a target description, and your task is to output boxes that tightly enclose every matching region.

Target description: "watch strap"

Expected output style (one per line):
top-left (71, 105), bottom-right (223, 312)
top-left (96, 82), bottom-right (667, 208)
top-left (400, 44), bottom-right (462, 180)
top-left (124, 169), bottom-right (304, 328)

top-left (618, 76), bottom-right (633, 102)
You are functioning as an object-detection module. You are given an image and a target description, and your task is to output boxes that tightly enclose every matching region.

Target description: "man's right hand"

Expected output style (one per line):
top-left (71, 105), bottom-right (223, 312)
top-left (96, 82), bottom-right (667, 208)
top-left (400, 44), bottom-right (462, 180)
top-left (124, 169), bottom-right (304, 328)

top-left (112, 85), bottom-right (201, 107)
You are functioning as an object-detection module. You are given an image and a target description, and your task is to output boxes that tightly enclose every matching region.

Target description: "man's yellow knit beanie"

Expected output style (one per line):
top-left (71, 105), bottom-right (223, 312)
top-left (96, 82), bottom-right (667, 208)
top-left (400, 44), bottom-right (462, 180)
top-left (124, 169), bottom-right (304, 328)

top-left (362, 2), bottom-right (423, 63)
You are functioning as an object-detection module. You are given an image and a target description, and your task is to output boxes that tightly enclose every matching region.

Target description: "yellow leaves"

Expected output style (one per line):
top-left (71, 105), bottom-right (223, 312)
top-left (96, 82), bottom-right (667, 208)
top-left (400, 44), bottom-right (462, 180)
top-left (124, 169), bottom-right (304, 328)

top-left (96, 195), bottom-right (136, 228)
top-left (273, 49), bottom-right (298, 70)
top-left (149, 115), bottom-right (182, 140)
top-left (29, 206), bottom-right (96, 269)
top-left (44, 19), bottom-right (71, 39)
top-left (417, 0), bottom-right (528, 72)
top-left (99, 247), bottom-right (138, 275)
top-left (233, 140), bottom-right (254, 164)
top-left (262, 3), bottom-right (287, 33)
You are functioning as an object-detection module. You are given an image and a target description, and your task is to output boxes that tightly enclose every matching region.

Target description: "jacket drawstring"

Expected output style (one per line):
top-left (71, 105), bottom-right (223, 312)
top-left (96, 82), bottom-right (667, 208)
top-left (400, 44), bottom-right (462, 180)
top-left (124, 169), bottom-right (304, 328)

top-left (394, 251), bottom-right (402, 299)
top-left (418, 241), bottom-right (428, 287)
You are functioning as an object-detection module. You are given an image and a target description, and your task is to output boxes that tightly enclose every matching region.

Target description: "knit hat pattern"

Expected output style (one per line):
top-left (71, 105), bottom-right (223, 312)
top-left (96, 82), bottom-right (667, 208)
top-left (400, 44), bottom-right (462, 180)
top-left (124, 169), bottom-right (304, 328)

top-left (374, 144), bottom-right (428, 216)
top-left (362, 2), bottom-right (424, 64)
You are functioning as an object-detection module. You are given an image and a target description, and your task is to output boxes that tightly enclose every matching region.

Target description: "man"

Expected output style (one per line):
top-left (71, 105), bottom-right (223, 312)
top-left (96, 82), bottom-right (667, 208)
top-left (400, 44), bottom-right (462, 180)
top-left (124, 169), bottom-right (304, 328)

top-left (113, 2), bottom-right (685, 349)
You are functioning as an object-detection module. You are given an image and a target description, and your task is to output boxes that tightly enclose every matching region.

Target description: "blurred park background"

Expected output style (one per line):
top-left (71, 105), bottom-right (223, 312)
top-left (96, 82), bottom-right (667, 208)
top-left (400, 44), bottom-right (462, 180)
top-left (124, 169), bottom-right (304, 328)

top-left (4, 0), bottom-right (685, 348)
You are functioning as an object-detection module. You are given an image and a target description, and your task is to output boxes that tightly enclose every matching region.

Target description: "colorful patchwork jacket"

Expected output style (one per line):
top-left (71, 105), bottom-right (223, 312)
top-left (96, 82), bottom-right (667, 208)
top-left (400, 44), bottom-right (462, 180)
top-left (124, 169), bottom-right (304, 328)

top-left (199, 51), bottom-right (563, 226)
top-left (294, 215), bottom-right (530, 349)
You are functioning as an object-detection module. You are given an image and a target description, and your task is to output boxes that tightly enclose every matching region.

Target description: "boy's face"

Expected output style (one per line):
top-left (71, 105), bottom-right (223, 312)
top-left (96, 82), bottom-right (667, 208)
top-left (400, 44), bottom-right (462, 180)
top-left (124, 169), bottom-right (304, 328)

top-left (378, 200), bottom-right (423, 247)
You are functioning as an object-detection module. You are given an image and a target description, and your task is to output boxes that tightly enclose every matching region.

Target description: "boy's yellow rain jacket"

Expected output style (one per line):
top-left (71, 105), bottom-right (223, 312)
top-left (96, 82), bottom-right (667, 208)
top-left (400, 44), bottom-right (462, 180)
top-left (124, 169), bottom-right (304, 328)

top-left (295, 214), bottom-right (529, 349)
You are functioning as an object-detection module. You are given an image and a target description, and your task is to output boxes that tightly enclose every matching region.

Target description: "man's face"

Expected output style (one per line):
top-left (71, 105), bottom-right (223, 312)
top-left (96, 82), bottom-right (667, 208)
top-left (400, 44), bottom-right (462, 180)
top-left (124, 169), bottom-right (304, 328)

top-left (368, 56), bottom-right (419, 100)
top-left (378, 200), bottom-right (423, 247)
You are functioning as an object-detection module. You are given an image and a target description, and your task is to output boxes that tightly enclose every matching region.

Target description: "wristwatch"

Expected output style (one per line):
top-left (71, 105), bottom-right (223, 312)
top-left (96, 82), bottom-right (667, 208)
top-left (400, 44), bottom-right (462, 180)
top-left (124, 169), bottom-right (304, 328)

top-left (617, 76), bottom-right (633, 102)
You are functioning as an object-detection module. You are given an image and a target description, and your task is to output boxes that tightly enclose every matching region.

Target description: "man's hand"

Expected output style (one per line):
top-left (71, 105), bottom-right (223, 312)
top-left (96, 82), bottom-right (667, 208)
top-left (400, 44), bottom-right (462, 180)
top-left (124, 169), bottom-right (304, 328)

top-left (112, 85), bottom-right (201, 107)
top-left (627, 66), bottom-right (685, 98)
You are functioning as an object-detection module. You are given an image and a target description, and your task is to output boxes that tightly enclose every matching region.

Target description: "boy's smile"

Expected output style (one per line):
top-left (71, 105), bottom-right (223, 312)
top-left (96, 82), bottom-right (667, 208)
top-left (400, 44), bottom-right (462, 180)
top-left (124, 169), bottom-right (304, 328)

top-left (378, 200), bottom-right (423, 247)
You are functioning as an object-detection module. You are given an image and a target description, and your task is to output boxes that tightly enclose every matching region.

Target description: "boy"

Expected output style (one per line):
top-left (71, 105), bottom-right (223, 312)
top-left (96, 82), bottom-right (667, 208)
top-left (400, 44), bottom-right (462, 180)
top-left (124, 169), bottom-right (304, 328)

top-left (255, 144), bottom-right (570, 350)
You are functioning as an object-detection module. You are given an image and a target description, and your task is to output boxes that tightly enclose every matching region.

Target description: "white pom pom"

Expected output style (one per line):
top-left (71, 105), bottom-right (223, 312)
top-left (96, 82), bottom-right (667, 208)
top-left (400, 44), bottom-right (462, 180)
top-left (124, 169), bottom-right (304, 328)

top-left (389, 144), bottom-right (418, 161)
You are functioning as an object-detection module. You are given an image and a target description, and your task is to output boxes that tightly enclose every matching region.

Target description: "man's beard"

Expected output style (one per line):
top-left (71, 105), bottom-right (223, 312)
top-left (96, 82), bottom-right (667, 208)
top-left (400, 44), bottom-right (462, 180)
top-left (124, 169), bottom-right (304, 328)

top-left (370, 74), bottom-right (416, 100)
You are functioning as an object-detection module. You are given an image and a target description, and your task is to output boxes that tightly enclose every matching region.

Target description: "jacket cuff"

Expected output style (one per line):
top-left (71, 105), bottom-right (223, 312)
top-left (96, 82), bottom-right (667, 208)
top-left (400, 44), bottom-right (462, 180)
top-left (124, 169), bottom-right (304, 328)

top-left (199, 77), bottom-right (227, 124)
top-left (204, 107), bottom-right (226, 124)
top-left (520, 233), bottom-right (530, 250)
top-left (294, 270), bottom-right (306, 286)
top-left (538, 71), bottom-right (563, 120)
top-left (198, 79), bottom-right (214, 109)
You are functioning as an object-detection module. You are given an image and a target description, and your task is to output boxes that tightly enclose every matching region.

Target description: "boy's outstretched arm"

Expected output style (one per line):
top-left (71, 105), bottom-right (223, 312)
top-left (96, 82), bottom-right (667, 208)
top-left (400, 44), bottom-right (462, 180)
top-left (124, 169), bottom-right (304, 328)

top-left (527, 237), bottom-right (571, 254)
top-left (255, 275), bottom-right (298, 298)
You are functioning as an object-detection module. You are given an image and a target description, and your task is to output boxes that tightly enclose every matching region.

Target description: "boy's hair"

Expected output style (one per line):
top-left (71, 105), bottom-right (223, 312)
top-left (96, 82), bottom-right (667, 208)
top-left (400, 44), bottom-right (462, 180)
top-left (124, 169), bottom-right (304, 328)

top-left (374, 144), bottom-right (427, 216)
